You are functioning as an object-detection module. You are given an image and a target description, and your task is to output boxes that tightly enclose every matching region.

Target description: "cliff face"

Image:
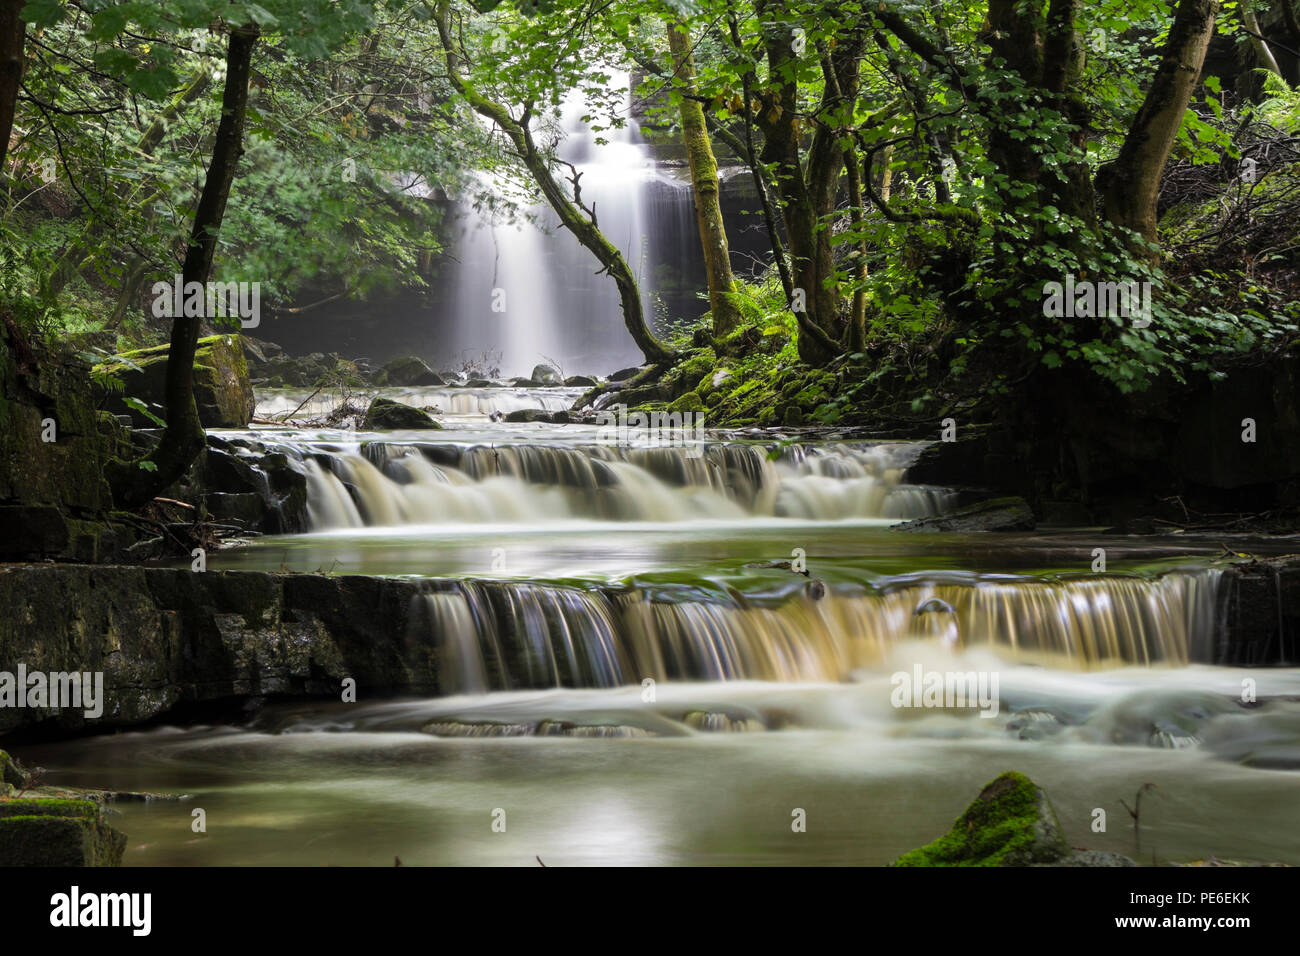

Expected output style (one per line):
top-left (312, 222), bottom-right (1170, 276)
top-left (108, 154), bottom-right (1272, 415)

top-left (0, 320), bottom-right (135, 561)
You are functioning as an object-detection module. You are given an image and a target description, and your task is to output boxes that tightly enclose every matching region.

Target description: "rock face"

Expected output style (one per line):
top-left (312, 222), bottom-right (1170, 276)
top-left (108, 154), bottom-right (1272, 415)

top-left (378, 355), bottom-right (444, 387)
top-left (893, 771), bottom-right (1076, 866)
top-left (0, 565), bottom-right (443, 736)
top-left (894, 496), bottom-right (1036, 533)
top-left (104, 334), bottom-right (255, 428)
top-left (362, 397), bottom-right (442, 430)
top-left (0, 320), bottom-right (137, 561)
top-left (1216, 556), bottom-right (1300, 665)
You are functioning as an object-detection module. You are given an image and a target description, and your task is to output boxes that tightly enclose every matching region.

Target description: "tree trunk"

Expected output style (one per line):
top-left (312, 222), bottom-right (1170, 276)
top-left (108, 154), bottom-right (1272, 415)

top-left (666, 20), bottom-right (742, 343)
top-left (1241, 1), bottom-right (1283, 80)
top-left (435, 1), bottom-right (671, 365)
top-left (1100, 0), bottom-right (1219, 252)
top-left (753, 2), bottom-right (840, 365)
top-left (0, 0), bottom-right (23, 173)
top-left (108, 23), bottom-right (260, 508)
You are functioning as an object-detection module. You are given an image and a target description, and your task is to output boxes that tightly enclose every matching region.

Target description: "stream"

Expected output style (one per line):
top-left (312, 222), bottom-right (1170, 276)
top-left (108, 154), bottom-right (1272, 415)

top-left (21, 386), bottom-right (1300, 866)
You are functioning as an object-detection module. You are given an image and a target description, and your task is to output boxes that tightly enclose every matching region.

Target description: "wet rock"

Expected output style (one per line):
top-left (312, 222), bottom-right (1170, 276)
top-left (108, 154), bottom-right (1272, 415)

top-left (565, 375), bottom-right (598, 387)
top-left (894, 496), bottom-right (1036, 533)
top-left (378, 355), bottom-right (444, 387)
top-left (510, 377), bottom-right (541, 388)
top-left (205, 492), bottom-right (267, 528)
top-left (892, 771), bottom-right (1071, 866)
top-left (609, 366), bottom-right (642, 381)
top-left (464, 378), bottom-right (496, 388)
top-left (504, 408), bottom-right (568, 424)
top-left (1215, 555), bottom-right (1300, 665)
top-left (362, 397), bottom-right (442, 430)
top-left (531, 364), bottom-right (563, 386)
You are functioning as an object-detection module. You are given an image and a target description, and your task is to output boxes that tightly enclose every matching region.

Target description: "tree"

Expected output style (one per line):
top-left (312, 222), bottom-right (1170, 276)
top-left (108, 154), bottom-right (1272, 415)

top-left (665, 19), bottom-right (741, 343)
top-left (0, 0), bottom-right (22, 172)
top-left (1100, 0), bottom-right (1221, 252)
top-left (108, 22), bottom-right (260, 507)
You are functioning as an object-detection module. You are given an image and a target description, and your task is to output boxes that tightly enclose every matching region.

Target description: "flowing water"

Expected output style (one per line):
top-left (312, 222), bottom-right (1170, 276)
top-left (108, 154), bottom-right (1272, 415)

top-left (24, 393), bottom-right (1300, 866)
top-left (439, 72), bottom-right (690, 377)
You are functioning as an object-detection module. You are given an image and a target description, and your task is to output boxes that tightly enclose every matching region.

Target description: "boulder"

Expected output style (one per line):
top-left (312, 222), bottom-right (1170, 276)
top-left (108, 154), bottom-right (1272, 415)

top-left (565, 375), bottom-right (598, 387)
top-left (892, 771), bottom-right (1071, 866)
top-left (609, 366), bottom-right (642, 382)
top-left (362, 397), bottom-right (442, 430)
top-left (894, 496), bottom-right (1036, 533)
top-left (104, 334), bottom-right (255, 427)
top-left (504, 408), bottom-right (568, 424)
top-left (378, 355), bottom-right (444, 387)
top-left (531, 364), bottom-right (563, 386)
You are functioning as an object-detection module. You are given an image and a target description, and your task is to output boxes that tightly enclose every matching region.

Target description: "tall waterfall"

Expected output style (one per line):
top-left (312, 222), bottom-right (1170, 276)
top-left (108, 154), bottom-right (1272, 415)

top-left (446, 72), bottom-right (684, 377)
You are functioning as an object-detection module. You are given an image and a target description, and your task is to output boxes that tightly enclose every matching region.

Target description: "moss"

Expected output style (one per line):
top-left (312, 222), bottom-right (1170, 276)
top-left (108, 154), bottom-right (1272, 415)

top-left (892, 771), bottom-right (1069, 867)
top-left (662, 348), bottom-right (716, 399)
top-left (668, 391), bottom-right (705, 414)
top-left (0, 814), bottom-right (126, 866)
top-left (103, 334), bottom-right (254, 427)
top-left (0, 798), bottom-right (99, 819)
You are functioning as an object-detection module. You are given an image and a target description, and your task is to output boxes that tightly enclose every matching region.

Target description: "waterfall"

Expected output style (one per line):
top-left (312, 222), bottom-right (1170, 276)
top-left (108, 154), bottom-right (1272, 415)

top-left (262, 437), bottom-right (953, 527)
top-left (445, 71), bottom-right (686, 377)
top-left (405, 569), bottom-right (1222, 694)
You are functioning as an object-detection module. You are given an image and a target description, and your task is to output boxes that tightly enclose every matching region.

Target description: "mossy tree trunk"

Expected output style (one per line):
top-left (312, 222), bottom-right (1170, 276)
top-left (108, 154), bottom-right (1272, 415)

top-left (1100, 0), bottom-right (1219, 254)
top-left (108, 23), bottom-right (260, 508)
top-left (0, 0), bottom-right (23, 173)
top-left (666, 20), bottom-right (742, 344)
top-left (434, 1), bottom-right (671, 366)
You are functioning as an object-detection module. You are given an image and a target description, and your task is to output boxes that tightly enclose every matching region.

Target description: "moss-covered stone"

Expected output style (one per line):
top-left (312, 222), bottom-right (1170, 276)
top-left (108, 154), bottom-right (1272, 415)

top-left (0, 810), bottom-right (126, 866)
top-left (668, 390), bottom-right (705, 414)
top-left (892, 771), bottom-right (1070, 866)
top-left (105, 334), bottom-right (255, 427)
top-left (362, 397), bottom-right (442, 430)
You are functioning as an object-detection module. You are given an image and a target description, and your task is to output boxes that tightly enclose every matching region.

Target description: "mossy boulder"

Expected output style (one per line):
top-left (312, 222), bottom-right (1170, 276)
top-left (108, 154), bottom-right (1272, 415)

top-left (892, 772), bottom-right (1070, 866)
top-left (362, 397), bottom-right (442, 430)
top-left (106, 334), bottom-right (255, 427)
top-left (668, 390), bottom-right (705, 414)
top-left (0, 797), bottom-right (126, 866)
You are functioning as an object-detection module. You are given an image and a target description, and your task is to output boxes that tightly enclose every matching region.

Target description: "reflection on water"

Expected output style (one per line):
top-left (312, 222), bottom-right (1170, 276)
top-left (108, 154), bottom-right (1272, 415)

top-left (22, 664), bottom-right (1300, 866)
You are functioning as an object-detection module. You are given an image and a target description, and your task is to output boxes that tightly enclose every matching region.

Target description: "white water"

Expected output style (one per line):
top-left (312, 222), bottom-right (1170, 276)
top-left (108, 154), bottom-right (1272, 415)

top-left (282, 438), bottom-right (950, 528)
top-left (445, 72), bottom-right (687, 377)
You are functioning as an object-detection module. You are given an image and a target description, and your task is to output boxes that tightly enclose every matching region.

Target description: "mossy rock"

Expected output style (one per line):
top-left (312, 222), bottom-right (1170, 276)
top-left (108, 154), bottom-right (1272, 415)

top-left (0, 796), bottom-right (125, 866)
top-left (662, 349), bottom-right (716, 399)
top-left (106, 334), bottom-right (255, 427)
top-left (362, 397), bottom-right (442, 430)
top-left (668, 391), bottom-right (705, 414)
top-left (892, 771), bottom-right (1070, 866)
